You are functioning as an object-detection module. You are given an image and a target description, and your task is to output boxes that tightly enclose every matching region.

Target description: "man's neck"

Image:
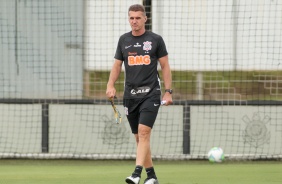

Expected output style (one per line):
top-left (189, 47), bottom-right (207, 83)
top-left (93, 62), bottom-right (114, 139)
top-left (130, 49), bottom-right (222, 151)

top-left (132, 29), bottom-right (146, 36)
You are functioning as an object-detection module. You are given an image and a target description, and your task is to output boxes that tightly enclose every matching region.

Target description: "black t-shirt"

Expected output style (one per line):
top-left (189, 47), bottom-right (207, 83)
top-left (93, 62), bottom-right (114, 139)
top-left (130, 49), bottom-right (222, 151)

top-left (115, 31), bottom-right (168, 99)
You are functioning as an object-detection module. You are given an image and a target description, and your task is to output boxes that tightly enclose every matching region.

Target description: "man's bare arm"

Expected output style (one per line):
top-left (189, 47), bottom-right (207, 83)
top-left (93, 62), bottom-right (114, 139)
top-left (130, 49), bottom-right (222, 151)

top-left (106, 59), bottom-right (123, 98)
top-left (159, 55), bottom-right (173, 105)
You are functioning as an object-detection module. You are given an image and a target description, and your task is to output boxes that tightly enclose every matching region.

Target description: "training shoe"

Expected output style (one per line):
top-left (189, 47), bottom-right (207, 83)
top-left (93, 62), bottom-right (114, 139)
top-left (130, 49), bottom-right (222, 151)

top-left (125, 175), bottom-right (141, 184)
top-left (144, 177), bottom-right (159, 184)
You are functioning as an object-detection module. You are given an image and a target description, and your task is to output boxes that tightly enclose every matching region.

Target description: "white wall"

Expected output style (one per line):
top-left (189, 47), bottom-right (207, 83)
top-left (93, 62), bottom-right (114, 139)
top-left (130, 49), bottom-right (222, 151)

top-left (85, 0), bottom-right (142, 70)
top-left (0, 104), bottom-right (183, 156)
top-left (191, 105), bottom-right (282, 156)
top-left (86, 0), bottom-right (282, 71)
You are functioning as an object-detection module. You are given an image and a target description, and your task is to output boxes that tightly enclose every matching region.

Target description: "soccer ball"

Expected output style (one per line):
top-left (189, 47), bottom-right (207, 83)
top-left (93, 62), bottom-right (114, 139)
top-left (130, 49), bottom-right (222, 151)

top-left (208, 147), bottom-right (225, 163)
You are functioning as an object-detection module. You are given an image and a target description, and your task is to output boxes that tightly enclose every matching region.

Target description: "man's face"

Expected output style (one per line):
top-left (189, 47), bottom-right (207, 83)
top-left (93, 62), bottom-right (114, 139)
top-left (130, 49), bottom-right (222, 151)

top-left (128, 11), bottom-right (147, 32)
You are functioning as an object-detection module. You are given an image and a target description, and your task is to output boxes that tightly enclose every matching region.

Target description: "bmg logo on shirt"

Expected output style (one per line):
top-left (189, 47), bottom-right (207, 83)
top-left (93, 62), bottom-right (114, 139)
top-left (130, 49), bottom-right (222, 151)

top-left (128, 55), bottom-right (151, 66)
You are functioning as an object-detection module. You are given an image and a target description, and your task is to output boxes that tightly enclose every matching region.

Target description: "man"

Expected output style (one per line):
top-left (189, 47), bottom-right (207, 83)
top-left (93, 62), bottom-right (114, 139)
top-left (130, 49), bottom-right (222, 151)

top-left (106, 4), bottom-right (172, 184)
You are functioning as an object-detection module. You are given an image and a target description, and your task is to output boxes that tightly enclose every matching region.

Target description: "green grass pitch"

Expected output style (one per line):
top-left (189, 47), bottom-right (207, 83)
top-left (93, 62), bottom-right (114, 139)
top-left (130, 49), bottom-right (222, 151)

top-left (0, 159), bottom-right (281, 184)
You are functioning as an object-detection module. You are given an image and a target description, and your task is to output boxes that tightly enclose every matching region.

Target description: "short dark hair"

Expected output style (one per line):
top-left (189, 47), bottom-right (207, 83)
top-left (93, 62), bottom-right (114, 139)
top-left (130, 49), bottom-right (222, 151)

top-left (128, 4), bottom-right (146, 16)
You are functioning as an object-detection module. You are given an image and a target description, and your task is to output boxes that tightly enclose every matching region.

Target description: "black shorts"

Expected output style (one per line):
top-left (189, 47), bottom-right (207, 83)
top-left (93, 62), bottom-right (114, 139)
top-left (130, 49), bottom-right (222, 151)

top-left (123, 95), bottom-right (161, 134)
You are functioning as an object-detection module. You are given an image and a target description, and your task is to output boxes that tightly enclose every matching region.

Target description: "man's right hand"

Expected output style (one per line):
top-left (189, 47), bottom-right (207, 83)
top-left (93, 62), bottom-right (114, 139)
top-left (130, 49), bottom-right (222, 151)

top-left (106, 85), bottom-right (116, 98)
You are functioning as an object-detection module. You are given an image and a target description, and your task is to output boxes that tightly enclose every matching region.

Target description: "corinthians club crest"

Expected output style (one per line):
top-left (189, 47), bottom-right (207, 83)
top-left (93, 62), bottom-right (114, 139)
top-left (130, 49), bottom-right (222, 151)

top-left (143, 41), bottom-right (152, 53)
top-left (100, 115), bottom-right (129, 146)
top-left (242, 112), bottom-right (271, 148)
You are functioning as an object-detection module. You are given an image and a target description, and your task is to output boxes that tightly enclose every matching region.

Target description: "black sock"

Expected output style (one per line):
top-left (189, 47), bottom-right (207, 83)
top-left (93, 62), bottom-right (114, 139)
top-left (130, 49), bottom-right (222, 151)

top-left (146, 167), bottom-right (157, 179)
top-left (132, 165), bottom-right (143, 177)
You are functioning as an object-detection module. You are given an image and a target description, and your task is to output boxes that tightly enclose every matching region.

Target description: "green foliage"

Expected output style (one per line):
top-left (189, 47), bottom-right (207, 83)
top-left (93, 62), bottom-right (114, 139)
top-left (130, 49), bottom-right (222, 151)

top-left (86, 70), bottom-right (282, 101)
